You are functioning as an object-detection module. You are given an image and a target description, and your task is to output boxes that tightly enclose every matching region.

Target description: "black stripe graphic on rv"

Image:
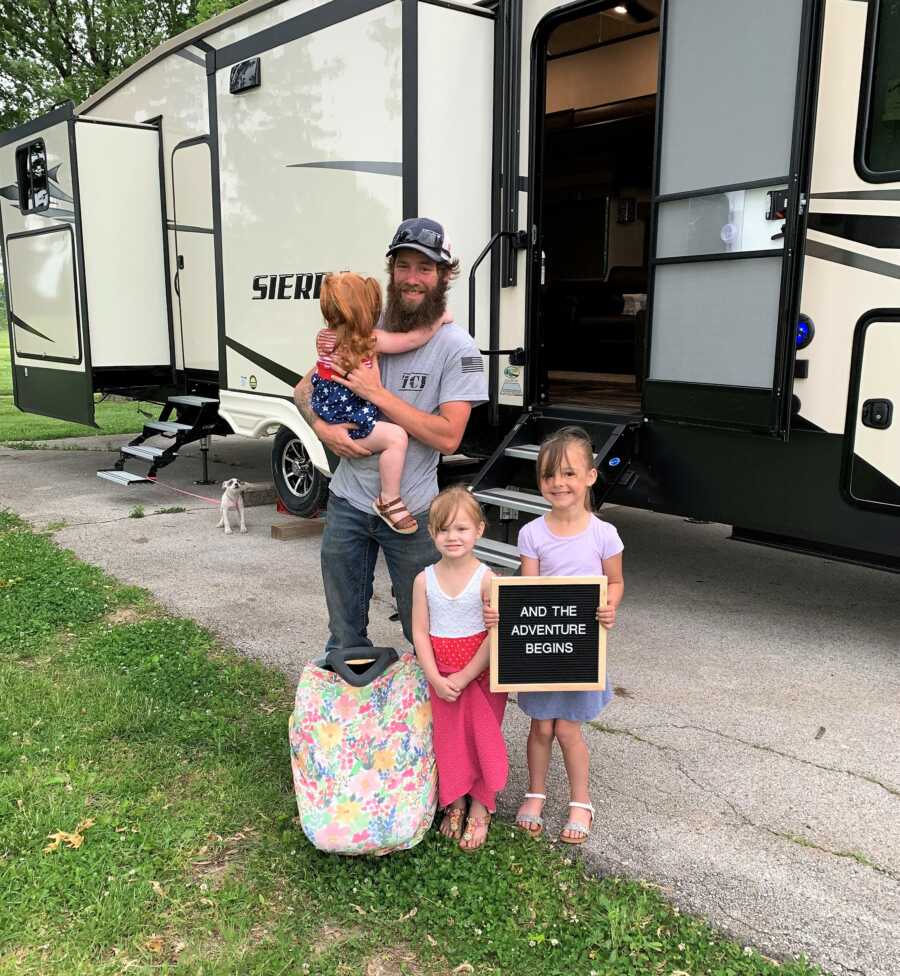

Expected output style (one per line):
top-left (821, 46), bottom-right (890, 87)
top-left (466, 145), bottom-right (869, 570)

top-left (807, 212), bottom-right (900, 249)
top-left (461, 356), bottom-right (484, 373)
top-left (0, 164), bottom-right (75, 223)
top-left (286, 160), bottom-right (402, 177)
top-left (11, 311), bottom-right (54, 343)
top-left (225, 337), bottom-right (302, 388)
top-left (806, 240), bottom-right (900, 281)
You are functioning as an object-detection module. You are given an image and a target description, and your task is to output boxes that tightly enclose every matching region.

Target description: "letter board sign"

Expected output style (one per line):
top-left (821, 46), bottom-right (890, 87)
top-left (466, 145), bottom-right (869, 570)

top-left (489, 576), bottom-right (607, 693)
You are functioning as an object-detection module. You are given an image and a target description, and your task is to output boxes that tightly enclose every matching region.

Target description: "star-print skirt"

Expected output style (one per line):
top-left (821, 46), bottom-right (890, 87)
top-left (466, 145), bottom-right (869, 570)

top-left (311, 374), bottom-right (379, 440)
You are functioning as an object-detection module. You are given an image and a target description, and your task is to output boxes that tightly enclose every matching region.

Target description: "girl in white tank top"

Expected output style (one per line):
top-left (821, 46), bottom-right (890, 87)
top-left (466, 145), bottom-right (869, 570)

top-left (411, 487), bottom-right (508, 851)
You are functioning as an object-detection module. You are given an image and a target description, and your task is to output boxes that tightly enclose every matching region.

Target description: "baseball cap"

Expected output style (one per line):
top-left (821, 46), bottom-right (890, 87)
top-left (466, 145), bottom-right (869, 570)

top-left (386, 217), bottom-right (453, 265)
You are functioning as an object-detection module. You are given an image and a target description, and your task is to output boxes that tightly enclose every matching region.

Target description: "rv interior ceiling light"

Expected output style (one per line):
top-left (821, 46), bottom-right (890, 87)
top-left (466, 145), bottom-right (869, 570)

top-left (615, 1), bottom-right (656, 22)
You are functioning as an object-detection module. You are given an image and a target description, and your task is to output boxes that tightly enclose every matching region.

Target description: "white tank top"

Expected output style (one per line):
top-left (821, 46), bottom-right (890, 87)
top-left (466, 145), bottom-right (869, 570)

top-left (425, 562), bottom-right (489, 638)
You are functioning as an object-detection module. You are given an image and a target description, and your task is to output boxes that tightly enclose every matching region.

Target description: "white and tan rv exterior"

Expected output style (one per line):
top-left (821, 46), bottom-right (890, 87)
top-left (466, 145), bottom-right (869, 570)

top-left (1, 0), bottom-right (898, 569)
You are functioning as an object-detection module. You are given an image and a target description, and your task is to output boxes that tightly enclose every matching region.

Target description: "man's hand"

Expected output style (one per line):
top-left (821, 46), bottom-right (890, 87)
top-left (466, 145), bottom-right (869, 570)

top-left (597, 604), bottom-right (617, 630)
top-left (431, 674), bottom-right (460, 702)
top-left (316, 421), bottom-right (372, 459)
top-left (332, 356), bottom-right (385, 405)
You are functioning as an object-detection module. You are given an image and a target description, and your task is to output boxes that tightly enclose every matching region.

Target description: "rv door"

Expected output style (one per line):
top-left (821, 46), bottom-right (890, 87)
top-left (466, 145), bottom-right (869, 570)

top-left (643, 0), bottom-right (818, 434)
top-left (0, 104), bottom-right (94, 426)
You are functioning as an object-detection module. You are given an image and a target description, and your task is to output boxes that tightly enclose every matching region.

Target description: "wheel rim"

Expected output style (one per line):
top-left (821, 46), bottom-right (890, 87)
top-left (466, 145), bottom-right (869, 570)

top-left (281, 438), bottom-right (315, 498)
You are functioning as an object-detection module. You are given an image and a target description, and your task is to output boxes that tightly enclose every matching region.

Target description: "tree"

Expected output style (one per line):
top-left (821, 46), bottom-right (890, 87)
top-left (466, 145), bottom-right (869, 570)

top-left (0, 0), bottom-right (244, 131)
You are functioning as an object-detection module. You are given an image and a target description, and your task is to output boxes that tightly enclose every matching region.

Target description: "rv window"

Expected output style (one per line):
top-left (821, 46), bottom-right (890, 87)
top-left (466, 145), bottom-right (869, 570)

top-left (14, 140), bottom-right (49, 214)
top-left (860, 0), bottom-right (900, 179)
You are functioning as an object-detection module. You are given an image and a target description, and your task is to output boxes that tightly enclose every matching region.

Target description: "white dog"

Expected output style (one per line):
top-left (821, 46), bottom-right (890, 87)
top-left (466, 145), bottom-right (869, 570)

top-left (217, 478), bottom-right (248, 534)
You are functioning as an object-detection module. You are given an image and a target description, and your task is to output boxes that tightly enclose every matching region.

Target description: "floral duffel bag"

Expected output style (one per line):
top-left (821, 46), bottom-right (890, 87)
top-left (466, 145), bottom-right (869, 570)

top-left (289, 647), bottom-right (437, 856)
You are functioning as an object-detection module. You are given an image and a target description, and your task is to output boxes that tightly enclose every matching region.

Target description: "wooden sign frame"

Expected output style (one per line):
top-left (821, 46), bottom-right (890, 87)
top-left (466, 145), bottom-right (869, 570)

top-left (489, 575), bottom-right (607, 693)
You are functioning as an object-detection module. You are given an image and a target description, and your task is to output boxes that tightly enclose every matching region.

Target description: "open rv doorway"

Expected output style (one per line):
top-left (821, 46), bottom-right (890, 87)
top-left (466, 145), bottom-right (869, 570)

top-left (529, 0), bottom-right (660, 416)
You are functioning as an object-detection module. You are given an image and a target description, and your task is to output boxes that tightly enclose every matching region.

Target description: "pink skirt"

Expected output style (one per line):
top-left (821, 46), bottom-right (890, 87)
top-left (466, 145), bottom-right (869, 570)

top-left (429, 631), bottom-right (508, 811)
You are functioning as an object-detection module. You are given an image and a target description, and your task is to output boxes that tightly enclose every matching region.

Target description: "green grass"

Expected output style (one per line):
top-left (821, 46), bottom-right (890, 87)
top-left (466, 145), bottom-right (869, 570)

top-left (0, 509), bottom-right (823, 976)
top-left (0, 322), bottom-right (150, 443)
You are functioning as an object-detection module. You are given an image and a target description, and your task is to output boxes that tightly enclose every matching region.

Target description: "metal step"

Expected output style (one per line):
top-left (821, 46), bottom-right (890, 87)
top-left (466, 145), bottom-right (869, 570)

top-left (144, 420), bottom-right (192, 434)
top-left (504, 443), bottom-right (540, 461)
top-left (121, 444), bottom-right (167, 461)
top-left (97, 469), bottom-right (153, 486)
top-left (473, 487), bottom-right (550, 516)
top-left (474, 537), bottom-right (521, 570)
top-left (167, 395), bottom-right (218, 407)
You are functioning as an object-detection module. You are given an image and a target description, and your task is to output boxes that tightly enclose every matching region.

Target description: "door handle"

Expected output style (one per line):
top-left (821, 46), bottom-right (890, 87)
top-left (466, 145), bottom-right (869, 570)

top-left (174, 271), bottom-right (180, 297)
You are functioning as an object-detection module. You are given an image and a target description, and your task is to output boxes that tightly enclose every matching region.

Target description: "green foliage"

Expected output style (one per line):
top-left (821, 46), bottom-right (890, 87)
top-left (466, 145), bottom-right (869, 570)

top-left (128, 505), bottom-right (145, 519)
top-left (0, 521), bottom-right (824, 976)
top-left (0, 0), bottom-right (248, 129)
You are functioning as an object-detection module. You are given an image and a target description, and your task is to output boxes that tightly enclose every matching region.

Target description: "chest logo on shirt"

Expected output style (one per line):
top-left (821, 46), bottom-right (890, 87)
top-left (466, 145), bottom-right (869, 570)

top-left (400, 372), bottom-right (429, 391)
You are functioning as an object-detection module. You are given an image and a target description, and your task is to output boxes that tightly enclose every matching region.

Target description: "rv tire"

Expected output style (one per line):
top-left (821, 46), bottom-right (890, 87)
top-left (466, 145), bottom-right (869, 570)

top-left (272, 426), bottom-right (329, 518)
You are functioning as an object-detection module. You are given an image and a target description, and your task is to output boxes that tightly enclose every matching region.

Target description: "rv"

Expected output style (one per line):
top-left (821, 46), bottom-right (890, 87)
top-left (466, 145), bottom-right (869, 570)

top-left (1, 0), bottom-right (898, 570)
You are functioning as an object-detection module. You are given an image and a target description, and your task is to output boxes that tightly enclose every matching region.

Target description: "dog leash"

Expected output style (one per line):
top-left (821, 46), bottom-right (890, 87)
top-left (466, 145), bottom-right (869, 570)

top-left (146, 476), bottom-right (221, 506)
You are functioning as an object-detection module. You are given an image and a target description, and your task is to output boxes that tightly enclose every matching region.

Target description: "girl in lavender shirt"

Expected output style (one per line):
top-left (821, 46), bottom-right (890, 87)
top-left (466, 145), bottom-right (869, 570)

top-left (495, 426), bottom-right (624, 844)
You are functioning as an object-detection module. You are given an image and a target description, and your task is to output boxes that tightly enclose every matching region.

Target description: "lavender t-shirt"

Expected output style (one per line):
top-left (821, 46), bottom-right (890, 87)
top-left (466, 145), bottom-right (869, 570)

top-left (518, 514), bottom-right (623, 576)
top-left (516, 514), bottom-right (623, 722)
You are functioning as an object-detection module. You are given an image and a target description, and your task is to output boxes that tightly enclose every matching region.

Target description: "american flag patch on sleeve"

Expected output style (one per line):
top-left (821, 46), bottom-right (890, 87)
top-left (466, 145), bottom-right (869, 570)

top-left (460, 355), bottom-right (484, 373)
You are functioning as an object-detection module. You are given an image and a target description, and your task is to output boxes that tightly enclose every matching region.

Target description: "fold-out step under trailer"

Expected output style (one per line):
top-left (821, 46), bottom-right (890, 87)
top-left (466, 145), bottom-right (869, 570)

top-left (1, 0), bottom-right (898, 570)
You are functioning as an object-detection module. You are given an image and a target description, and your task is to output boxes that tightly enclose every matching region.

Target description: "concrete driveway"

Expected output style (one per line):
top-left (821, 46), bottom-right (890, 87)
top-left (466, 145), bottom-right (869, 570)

top-left (1, 433), bottom-right (898, 976)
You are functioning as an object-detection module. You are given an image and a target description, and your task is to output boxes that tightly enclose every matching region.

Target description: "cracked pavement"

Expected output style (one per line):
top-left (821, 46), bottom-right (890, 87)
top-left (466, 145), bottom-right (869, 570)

top-left (1, 434), bottom-right (898, 975)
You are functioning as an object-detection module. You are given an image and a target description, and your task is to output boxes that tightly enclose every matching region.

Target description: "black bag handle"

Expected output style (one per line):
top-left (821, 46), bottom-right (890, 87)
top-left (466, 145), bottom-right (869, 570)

top-left (323, 646), bottom-right (399, 688)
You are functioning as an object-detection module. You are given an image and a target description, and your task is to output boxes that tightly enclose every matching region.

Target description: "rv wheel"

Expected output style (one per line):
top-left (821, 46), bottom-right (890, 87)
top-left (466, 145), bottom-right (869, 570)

top-left (272, 426), bottom-right (329, 518)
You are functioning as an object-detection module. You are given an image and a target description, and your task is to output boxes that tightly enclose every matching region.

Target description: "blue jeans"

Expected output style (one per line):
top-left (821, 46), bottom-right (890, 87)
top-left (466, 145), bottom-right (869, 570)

top-left (320, 492), bottom-right (439, 652)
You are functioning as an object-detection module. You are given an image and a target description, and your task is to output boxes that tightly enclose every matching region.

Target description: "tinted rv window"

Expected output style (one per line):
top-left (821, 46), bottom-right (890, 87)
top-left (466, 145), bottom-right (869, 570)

top-left (861, 0), bottom-right (900, 178)
top-left (15, 140), bottom-right (50, 213)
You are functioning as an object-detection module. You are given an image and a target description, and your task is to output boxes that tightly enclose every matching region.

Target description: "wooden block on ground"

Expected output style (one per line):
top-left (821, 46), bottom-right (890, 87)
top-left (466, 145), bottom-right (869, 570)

top-left (241, 482), bottom-right (277, 507)
top-left (271, 517), bottom-right (326, 541)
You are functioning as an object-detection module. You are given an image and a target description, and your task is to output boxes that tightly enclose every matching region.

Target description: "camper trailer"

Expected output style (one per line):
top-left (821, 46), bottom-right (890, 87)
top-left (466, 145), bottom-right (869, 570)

top-left (1, 0), bottom-right (899, 569)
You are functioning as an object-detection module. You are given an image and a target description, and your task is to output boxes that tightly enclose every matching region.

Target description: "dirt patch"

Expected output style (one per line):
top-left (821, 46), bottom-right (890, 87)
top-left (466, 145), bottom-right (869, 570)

top-left (104, 606), bottom-right (157, 626)
top-left (364, 947), bottom-right (425, 976)
top-left (189, 826), bottom-right (258, 890)
top-left (312, 923), bottom-right (364, 956)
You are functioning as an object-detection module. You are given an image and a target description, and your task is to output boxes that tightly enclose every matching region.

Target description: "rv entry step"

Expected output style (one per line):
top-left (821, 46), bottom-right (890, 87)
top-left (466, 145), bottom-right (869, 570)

top-left (470, 407), bottom-right (641, 571)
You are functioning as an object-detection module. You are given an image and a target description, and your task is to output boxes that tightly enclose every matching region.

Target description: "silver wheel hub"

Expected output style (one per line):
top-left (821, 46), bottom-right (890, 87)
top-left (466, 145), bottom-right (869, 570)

top-left (282, 439), bottom-right (314, 497)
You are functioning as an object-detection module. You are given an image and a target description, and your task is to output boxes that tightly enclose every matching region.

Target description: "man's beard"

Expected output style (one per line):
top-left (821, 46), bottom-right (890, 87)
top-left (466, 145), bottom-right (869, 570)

top-left (384, 273), bottom-right (449, 333)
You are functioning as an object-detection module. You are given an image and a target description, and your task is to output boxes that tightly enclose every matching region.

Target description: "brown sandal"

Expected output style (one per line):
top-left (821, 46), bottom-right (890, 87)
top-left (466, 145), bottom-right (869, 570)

top-left (459, 812), bottom-right (491, 852)
top-left (440, 805), bottom-right (465, 841)
top-left (372, 496), bottom-right (418, 535)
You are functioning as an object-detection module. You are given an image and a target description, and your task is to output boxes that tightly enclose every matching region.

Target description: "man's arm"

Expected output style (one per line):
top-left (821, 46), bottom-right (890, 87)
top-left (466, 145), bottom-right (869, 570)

top-left (332, 359), bottom-right (472, 455)
top-left (292, 367), bottom-right (372, 459)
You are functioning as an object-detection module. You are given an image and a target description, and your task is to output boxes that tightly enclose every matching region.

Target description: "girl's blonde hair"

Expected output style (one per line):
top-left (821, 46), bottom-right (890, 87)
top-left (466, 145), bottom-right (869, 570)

top-left (427, 486), bottom-right (486, 535)
top-left (319, 272), bottom-right (383, 372)
top-left (536, 426), bottom-right (596, 511)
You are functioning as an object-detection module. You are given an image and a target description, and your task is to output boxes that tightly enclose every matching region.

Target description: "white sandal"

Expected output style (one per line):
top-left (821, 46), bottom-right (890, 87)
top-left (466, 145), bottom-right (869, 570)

top-left (515, 792), bottom-right (546, 837)
top-left (559, 801), bottom-right (594, 845)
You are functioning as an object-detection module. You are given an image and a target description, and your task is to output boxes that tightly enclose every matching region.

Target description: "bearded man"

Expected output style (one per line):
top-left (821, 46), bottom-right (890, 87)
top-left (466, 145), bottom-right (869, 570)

top-left (293, 217), bottom-right (487, 652)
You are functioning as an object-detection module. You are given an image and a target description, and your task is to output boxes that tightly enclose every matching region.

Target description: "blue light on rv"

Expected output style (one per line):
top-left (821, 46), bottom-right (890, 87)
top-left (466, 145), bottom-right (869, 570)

top-left (796, 315), bottom-right (814, 350)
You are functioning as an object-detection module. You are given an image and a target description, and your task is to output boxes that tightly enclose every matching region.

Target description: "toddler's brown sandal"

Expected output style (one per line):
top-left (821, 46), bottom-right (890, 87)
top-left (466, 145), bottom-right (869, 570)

top-left (372, 496), bottom-right (418, 535)
top-left (459, 812), bottom-right (491, 852)
top-left (440, 805), bottom-right (465, 841)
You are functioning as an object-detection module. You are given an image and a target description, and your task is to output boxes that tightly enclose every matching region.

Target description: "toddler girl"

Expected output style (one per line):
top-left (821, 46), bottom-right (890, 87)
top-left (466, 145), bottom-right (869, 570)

top-left (506, 426), bottom-right (624, 844)
top-left (411, 486), bottom-right (507, 851)
top-left (312, 272), bottom-right (443, 533)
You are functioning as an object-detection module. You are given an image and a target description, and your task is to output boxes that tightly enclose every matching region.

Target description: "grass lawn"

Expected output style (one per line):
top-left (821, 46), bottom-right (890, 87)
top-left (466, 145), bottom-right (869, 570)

top-left (0, 511), bottom-right (822, 976)
top-left (0, 320), bottom-right (149, 443)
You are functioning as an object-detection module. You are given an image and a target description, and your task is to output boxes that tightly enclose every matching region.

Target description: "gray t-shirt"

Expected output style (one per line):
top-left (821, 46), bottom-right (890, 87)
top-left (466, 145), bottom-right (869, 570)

top-left (329, 322), bottom-right (488, 515)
